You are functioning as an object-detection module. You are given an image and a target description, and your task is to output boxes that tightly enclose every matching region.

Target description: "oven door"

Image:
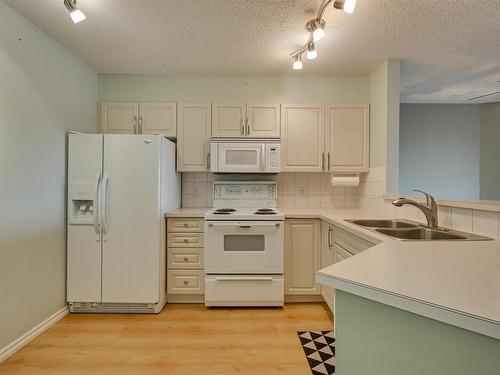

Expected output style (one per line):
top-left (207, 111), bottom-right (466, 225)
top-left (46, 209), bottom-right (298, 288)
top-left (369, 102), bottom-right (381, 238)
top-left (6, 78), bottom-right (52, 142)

top-left (216, 143), bottom-right (265, 173)
top-left (205, 221), bottom-right (284, 274)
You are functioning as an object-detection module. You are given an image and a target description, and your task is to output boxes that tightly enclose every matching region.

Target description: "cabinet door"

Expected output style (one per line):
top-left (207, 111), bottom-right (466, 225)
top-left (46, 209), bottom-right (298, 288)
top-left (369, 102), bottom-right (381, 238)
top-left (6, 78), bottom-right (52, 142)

top-left (281, 104), bottom-right (324, 172)
top-left (325, 105), bottom-right (369, 172)
top-left (139, 102), bottom-right (177, 137)
top-left (177, 103), bottom-right (211, 172)
top-left (212, 103), bottom-right (246, 137)
top-left (247, 104), bottom-right (280, 137)
top-left (100, 102), bottom-right (138, 134)
top-left (285, 219), bottom-right (321, 295)
top-left (321, 222), bottom-right (335, 312)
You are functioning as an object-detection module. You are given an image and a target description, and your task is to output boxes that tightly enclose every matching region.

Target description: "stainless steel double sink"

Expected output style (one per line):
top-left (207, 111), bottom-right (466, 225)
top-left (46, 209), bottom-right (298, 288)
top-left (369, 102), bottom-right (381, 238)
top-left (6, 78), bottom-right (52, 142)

top-left (345, 219), bottom-right (492, 241)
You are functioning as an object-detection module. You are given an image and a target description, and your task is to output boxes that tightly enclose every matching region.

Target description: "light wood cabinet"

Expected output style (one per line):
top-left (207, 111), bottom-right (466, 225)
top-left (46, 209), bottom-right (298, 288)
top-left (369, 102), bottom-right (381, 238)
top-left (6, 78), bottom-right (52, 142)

top-left (177, 103), bottom-right (211, 172)
top-left (285, 219), bottom-right (321, 295)
top-left (212, 103), bottom-right (246, 136)
top-left (212, 103), bottom-right (280, 137)
top-left (247, 104), bottom-right (280, 137)
top-left (280, 104), bottom-right (325, 172)
top-left (167, 217), bottom-right (205, 300)
top-left (100, 102), bottom-right (176, 137)
top-left (325, 105), bottom-right (369, 172)
top-left (100, 102), bottom-right (139, 134)
top-left (321, 221), bottom-right (336, 312)
top-left (139, 102), bottom-right (176, 137)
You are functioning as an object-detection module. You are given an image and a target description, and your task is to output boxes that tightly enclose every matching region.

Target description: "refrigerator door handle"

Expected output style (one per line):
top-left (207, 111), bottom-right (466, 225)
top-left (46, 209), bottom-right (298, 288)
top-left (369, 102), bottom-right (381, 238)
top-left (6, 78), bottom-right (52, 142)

top-left (93, 172), bottom-right (101, 234)
top-left (101, 172), bottom-right (109, 234)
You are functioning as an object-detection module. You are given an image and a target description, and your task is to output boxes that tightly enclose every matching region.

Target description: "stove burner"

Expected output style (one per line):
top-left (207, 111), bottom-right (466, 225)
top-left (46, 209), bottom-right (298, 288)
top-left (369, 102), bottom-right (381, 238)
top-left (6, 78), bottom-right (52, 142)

top-left (254, 208), bottom-right (276, 215)
top-left (213, 211), bottom-right (231, 215)
top-left (214, 208), bottom-right (236, 213)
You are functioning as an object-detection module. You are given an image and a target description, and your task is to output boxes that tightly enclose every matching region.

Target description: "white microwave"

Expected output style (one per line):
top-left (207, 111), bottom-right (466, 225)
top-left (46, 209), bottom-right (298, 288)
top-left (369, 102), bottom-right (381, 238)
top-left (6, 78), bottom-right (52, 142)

top-left (209, 138), bottom-right (280, 173)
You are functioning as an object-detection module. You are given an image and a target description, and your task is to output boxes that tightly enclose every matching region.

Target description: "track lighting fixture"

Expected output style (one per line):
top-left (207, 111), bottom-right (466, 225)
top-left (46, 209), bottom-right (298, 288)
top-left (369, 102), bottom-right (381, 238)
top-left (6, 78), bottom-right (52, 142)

top-left (290, 0), bottom-right (356, 70)
top-left (306, 42), bottom-right (317, 60)
top-left (64, 0), bottom-right (86, 24)
top-left (306, 18), bottom-right (326, 42)
top-left (334, 0), bottom-right (357, 14)
top-left (292, 54), bottom-right (303, 70)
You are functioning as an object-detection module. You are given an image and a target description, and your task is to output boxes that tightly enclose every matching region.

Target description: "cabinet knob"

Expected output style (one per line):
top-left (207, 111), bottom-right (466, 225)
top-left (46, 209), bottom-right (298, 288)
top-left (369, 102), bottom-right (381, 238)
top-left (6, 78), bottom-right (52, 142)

top-left (183, 239), bottom-right (189, 243)
top-left (183, 257), bottom-right (189, 262)
top-left (183, 281), bottom-right (188, 285)
top-left (183, 223), bottom-right (189, 227)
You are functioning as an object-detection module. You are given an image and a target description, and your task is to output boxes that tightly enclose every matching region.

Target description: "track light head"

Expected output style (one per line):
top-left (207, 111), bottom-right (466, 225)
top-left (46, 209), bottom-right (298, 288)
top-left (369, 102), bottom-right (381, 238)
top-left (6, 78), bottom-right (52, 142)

top-left (306, 18), bottom-right (326, 42)
top-left (292, 54), bottom-right (303, 70)
top-left (64, 0), bottom-right (86, 24)
top-left (333, 0), bottom-right (356, 14)
top-left (306, 42), bottom-right (317, 60)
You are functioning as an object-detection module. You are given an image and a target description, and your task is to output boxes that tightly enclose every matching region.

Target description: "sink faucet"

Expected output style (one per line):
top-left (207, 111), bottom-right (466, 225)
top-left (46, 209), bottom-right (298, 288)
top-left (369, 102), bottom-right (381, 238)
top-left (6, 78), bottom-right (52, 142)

top-left (392, 190), bottom-right (438, 228)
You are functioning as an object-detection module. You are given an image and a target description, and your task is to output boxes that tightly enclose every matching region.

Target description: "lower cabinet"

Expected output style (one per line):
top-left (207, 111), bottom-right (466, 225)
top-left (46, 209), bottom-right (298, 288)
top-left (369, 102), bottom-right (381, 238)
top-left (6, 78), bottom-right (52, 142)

top-left (284, 219), bottom-right (321, 295)
top-left (167, 217), bottom-right (205, 302)
top-left (321, 222), bottom-right (336, 312)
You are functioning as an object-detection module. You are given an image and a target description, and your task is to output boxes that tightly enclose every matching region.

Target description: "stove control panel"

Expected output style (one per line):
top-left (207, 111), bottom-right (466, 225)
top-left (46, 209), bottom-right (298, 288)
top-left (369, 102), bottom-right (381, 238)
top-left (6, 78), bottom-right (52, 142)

top-left (212, 181), bottom-right (277, 207)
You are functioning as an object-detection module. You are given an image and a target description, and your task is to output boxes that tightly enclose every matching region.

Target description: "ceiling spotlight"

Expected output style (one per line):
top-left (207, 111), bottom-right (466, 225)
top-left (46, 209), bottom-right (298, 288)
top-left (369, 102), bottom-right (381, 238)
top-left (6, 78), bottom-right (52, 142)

top-left (64, 0), bottom-right (86, 24)
top-left (334, 0), bottom-right (356, 14)
top-left (307, 42), bottom-right (317, 60)
top-left (306, 18), bottom-right (326, 42)
top-left (292, 54), bottom-right (303, 70)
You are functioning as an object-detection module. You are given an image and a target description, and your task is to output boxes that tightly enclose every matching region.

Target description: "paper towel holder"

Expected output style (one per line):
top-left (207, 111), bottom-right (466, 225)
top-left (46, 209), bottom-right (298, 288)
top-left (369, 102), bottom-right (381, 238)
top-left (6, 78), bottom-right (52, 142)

top-left (330, 173), bottom-right (360, 187)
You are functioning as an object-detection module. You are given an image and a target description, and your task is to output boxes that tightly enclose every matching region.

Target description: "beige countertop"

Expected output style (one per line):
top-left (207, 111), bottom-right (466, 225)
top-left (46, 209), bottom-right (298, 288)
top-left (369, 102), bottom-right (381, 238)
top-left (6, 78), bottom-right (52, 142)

top-left (165, 207), bottom-right (500, 339)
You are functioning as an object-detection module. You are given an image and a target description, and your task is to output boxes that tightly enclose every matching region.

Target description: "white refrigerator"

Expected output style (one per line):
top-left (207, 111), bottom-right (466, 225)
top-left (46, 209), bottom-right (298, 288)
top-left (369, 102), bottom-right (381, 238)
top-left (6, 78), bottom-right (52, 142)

top-left (67, 134), bottom-right (180, 313)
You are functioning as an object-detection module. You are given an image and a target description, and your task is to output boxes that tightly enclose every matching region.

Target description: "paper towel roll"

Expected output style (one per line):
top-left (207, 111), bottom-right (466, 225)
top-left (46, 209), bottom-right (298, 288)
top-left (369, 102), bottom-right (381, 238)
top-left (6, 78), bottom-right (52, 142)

top-left (330, 174), bottom-right (360, 187)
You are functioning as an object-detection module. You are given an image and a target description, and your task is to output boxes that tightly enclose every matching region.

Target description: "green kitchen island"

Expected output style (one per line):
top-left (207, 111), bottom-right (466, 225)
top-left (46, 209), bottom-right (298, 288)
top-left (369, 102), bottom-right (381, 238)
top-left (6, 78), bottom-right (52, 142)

top-left (316, 239), bottom-right (500, 375)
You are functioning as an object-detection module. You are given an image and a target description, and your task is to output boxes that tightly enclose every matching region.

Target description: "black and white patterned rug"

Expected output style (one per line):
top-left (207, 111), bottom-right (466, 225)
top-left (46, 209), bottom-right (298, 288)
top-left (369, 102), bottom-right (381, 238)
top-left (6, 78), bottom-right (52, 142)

top-left (297, 331), bottom-right (336, 375)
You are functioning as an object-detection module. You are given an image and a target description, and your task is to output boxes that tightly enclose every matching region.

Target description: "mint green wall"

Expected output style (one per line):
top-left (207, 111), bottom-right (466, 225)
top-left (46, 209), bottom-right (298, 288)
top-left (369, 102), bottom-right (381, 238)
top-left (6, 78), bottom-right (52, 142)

top-left (335, 291), bottom-right (500, 375)
top-left (0, 3), bottom-right (98, 350)
top-left (98, 74), bottom-right (369, 103)
top-left (480, 102), bottom-right (500, 200)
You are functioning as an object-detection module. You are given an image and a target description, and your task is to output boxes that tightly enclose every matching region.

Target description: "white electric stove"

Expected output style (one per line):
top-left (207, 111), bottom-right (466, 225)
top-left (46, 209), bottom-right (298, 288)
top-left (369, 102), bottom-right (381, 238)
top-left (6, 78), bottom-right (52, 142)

top-left (204, 181), bottom-right (284, 307)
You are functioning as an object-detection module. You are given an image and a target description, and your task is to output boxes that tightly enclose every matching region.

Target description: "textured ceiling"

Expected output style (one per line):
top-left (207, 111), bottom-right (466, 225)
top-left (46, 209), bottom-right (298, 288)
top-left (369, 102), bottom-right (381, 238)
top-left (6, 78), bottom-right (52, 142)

top-left (3, 0), bottom-right (500, 102)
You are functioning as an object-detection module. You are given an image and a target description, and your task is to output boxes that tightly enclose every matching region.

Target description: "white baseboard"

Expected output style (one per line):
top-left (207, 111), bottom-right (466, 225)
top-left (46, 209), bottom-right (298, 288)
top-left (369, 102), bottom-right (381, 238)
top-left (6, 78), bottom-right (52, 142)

top-left (0, 306), bottom-right (69, 364)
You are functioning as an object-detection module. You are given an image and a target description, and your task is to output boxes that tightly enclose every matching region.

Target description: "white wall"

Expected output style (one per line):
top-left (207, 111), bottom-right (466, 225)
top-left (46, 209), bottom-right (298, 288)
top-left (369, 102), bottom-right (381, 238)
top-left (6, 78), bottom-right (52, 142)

top-left (98, 74), bottom-right (369, 103)
top-left (0, 3), bottom-right (98, 350)
top-left (399, 104), bottom-right (480, 200)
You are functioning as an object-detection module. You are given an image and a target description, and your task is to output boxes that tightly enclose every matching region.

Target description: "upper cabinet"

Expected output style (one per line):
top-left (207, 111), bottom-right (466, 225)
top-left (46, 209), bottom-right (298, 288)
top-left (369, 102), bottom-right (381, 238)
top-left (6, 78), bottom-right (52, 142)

top-left (100, 102), bottom-right (177, 137)
top-left (212, 103), bottom-right (280, 137)
top-left (281, 104), bottom-right (324, 172)
top-left (280, 103), bottom-right (369, 173)
top-left (139, 102), bottom-right (177, 137)
top-left (177, 103), bottom-right (211, 172)
top-left (325, 105), bottom-right (369, 172)
top-left (100, 102), bottom-right (139, 134)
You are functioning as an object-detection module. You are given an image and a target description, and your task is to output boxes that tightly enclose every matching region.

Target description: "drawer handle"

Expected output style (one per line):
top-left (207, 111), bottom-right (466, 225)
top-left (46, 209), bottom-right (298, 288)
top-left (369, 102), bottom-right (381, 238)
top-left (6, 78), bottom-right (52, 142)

top-left (183, 281), bottom-right (188, 285)
top-left (183, 257), bottom-right (189, 262)
top-left (183, 239), bottom-right (189, 243)
top-left (215, 277), bottom-right (274, 282)
top-left (183, 223), bottom-right (189, 227)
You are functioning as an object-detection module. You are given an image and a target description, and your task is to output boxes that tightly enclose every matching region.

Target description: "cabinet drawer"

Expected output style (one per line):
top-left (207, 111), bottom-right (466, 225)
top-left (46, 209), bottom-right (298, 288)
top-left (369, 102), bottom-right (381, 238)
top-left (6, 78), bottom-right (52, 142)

top-left (335, 227), bottom-right (374, 255)
top-left (168, 248), bottom-right (204, 269)
top-left (205, 275), bottom-right (284, 306)
top-left (168, 218), bottom-right (204, 233)
top-left (167, 232), bottom-right (204, 247)
top-left (167, 270), bottom-right (205, 294)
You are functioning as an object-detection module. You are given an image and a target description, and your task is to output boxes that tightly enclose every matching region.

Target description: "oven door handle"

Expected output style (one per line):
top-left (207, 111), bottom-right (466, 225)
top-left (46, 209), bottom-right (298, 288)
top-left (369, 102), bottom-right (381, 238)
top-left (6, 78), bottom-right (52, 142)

top-left (215, 276), bottom-right (274, 282)
top-left (208, 223), bottom-right (281, 228)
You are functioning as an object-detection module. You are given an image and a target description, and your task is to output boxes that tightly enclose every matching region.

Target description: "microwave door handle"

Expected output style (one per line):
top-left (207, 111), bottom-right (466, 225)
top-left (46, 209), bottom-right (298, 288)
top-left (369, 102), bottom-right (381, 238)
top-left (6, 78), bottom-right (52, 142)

top-left (208, 223), bottom-right (281, 228)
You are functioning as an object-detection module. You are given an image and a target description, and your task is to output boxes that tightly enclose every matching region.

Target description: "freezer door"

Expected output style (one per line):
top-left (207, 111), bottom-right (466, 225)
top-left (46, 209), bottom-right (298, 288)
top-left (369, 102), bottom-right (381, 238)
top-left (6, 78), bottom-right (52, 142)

top-left (101, 135), bottom-right (162, 303)
top-left (67, 134), bottom-right (103, 302)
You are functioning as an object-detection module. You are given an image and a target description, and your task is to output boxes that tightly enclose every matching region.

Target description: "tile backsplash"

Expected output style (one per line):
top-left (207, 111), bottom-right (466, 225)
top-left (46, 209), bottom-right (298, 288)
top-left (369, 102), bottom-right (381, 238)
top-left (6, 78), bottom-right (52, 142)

top-left (180, 170), bottom-right (500, 239)
top-left (181, 172), bottom-right (367, 209)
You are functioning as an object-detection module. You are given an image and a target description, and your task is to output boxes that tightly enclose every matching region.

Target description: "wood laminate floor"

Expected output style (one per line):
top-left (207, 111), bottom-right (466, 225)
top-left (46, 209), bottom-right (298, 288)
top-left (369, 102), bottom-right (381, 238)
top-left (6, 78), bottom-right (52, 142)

top-left (0, 303), bottom-right (333, 375)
